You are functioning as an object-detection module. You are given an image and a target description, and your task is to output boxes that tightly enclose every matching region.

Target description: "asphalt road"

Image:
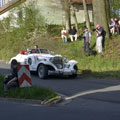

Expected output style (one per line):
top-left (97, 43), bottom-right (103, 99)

top-left (0, 98), bottom-right (120, 120)
top-left (0, 61), bottom-right (120, 120)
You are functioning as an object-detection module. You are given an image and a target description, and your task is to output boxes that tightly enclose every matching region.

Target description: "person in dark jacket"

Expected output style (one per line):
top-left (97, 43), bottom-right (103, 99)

top-left (4, 60), bottom-right (19, 92)
top-left (83, 27), bottom-right (91, 55)
top-left (69, 25), bottom-right (78, 42)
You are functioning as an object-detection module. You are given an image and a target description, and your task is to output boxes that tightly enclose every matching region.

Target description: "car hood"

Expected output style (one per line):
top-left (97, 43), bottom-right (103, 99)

top-left (33, 54), bottom-right (62, 59)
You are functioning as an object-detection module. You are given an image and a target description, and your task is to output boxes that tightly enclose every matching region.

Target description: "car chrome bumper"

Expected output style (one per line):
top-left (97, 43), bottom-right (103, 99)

top-left (48, 69), bottom-right (76, 75)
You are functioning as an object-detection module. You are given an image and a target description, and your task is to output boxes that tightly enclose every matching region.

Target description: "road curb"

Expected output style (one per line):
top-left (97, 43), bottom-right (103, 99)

top-left (0, 94), bottom-right (65, 106)
top-left (0, 97), bottom-right (42, 105)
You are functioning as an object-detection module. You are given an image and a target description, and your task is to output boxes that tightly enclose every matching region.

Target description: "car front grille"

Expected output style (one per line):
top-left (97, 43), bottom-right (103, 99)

top-left (52, 56), bottom-right (63, 69)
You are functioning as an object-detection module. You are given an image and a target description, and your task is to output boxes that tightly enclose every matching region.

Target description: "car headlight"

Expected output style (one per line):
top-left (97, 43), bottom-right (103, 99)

top-left (64, 57), bottom-right (69, 63)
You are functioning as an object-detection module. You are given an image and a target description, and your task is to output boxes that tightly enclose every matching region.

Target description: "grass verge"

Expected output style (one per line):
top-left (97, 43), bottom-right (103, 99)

top-left (0, 75), bottom-right (58, 101)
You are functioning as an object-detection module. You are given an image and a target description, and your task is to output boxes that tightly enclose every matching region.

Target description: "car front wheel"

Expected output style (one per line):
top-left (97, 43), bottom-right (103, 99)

top-left (37, 64), bottom-right (48, 79)
top-left (69, 65), bottom-right (78, 78)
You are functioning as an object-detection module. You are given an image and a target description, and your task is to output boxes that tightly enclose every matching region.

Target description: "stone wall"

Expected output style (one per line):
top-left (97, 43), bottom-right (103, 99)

top-left (28, 0), bottom-right (93, 25)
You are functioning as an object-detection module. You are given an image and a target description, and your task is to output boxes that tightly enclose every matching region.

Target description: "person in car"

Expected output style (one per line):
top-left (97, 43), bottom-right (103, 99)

top-left (34, 45), bottom-right (39, 53)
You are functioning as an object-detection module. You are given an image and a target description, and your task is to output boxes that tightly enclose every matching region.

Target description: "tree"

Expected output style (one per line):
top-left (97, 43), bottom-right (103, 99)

top-left (60, 0), bottom-right (71, 30)
top-left (93, 0), bottom-right (110, 39)
top-left (71, 4), bottom-right (79, 35)
top-left (110, 0), bottom-right (120, 18)
top-left (82, 0), bottom-right (91, 31)
top-left (105, 0), bottom-right (111, 23)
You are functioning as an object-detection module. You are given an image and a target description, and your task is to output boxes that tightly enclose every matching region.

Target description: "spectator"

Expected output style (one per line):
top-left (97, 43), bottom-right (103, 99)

top-left (95, 24), bottom-right (104, 54)
top-left (114, 18), bottom-right (119, 34)
top-left (69, 25), bottom-right (77, 42)
top-left (109, 18), bottom-right (115, 35)
top-left (83, 27), bottom-right (91, 55)
top-left (61, 27), bottom-right (67, 43)
top-left (118, 20), bottom-right (120, 34)
top-left (4, 60), bottom-right (19, 93)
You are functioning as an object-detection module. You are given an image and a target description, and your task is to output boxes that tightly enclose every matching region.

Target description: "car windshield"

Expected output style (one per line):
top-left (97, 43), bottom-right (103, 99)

top-left (27, 49), bottom-right (50, 54)
top-left (40, 49), bottom-right (50, 54)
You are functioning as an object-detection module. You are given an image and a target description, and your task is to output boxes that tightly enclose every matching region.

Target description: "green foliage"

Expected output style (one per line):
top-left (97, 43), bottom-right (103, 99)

top-left (110, 0), bottom-right (120, 18)
top-left (0, 1), bottom-right (48, 60)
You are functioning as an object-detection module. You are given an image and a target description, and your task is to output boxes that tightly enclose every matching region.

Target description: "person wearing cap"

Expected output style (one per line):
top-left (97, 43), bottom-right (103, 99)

top-left (69, 25), bottom-right (78, 42)
top-left (95, 24), bottom-right (104, 53)
top-left (83, 27), bottom-right (91, 55)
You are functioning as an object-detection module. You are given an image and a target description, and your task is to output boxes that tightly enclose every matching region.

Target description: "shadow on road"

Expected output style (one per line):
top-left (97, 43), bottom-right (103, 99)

top-left (0, 68), bottom-right (11, 76)
top-left (81, 69), bottom-right (120, 79)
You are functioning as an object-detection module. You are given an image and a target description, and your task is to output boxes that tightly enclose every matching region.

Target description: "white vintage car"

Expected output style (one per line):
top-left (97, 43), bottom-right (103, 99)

top-left (10, 48), bottom-right (78, 79)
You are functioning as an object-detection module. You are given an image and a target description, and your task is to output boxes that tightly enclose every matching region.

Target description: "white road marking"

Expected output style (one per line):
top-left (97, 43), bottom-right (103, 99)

top-left (65, 85), bottom-right (120, 100)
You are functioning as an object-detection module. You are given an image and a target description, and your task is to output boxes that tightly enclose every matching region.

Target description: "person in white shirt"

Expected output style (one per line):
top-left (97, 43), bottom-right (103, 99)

top-left (61, 27), bottom-right (67, 43)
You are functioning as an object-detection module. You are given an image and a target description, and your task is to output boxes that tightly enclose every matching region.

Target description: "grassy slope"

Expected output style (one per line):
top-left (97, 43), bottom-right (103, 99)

top-left (0, 25), bottom-right (120, 78)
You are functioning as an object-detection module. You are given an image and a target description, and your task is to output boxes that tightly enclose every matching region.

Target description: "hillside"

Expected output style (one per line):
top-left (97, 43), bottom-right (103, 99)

top-left (0, 23), bottom-right (120, 78)
top-left (0, 3), bottom-right (120, 78)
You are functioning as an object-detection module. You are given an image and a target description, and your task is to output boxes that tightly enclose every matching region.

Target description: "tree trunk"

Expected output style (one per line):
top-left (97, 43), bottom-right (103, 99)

top-left (60, 0), bottom-right (71, 30)
top-left (71, 4), bottom-right (79, 35)
top-left (82, 0), bottom-right (91, 31)
top-left (65, 4), bottom-right (71, 31)
top-left (93, 0), bottom-right (110, 39)
top-left (105, 0), bottom-right (111, 23)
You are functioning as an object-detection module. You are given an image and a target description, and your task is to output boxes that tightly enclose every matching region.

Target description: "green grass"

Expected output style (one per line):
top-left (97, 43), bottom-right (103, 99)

top-left (0, 76), bottom-right (58, 101)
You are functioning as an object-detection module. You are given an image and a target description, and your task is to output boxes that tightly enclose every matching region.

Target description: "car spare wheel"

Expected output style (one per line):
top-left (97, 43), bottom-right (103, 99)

top-left (37, 64), bottom-right (48, 79)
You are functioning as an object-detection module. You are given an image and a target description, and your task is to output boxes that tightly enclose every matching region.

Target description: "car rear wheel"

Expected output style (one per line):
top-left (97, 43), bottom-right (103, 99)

top-left (37, 64), bottom-right (48, 79)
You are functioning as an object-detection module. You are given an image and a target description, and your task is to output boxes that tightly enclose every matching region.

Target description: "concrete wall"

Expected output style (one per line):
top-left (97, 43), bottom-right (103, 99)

top-left (28, 0), bottom-right (93, 25)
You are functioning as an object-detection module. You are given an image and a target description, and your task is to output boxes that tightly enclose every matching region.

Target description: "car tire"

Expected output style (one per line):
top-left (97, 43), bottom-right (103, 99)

top-left (11, 60), bottom-right (17, 70)
top-left (69, 65), bottom-right (78, 78)
top-left (37, 64), bottom-right (48, 79)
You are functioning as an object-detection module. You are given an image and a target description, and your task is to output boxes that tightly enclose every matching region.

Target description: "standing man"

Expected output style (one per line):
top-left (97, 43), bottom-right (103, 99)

top-left (83, 27), bottom-right (91, 55)
top-left (69, 25), bottom-right (78, 42)
top-left (95, 24), bottom-right (104, 54)
top-left (61, 27), bottom-right (67, 43)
